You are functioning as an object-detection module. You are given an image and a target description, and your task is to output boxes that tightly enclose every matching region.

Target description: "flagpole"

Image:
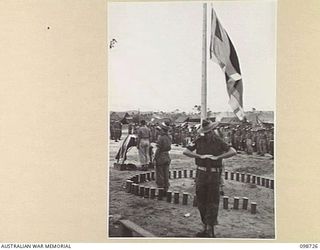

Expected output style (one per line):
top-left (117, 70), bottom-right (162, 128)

top-left (201, 3), bottom-right (207, 123)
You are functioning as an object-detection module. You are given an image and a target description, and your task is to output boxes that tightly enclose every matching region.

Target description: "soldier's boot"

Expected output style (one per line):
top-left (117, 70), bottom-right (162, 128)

top-left (208, 225), bottom-right (216, 238)
top-left (195, 225), bottom-right (210, 238)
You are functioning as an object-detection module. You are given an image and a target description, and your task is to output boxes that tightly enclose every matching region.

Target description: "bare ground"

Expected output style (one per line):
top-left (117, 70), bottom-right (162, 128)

top-left (108, 132), bottom-right (275, 239)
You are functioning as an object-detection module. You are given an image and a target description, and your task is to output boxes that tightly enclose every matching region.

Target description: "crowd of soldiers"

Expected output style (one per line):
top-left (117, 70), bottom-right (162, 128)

top-left (127, 123), bottom-right (163, 143)
top-left (126, 122), bottom-right (197, 145)
top-left (218, 125), bottom-right (274, 157)
top-left (112, 121), bottom-right (274, 157)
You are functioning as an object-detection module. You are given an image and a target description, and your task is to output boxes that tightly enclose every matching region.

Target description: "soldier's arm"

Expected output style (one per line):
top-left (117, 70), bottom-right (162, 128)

top-left (183, 148), bottom-right (208, 159)
top-left (184, 139), bottom-right (209, 159)
top-left (209, 147), bottom-right (237, 160)
top-left (222, 147), bottom-right (237, 159)
top-left (220, 164), bottom-right (225, 187)
top-left (183, 140), bottom-right (197, 159)
top-left (183, 148), bottom-right (199, 158)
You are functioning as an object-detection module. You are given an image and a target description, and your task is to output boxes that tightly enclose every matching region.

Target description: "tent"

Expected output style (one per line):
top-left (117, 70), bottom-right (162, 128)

top-left (115, 134), bottom-right (138, 164)
top-left (114, 134), bottom-right (154, 170)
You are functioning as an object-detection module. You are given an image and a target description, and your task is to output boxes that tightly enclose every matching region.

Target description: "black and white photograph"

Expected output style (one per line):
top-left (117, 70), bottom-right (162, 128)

top-left (107, 1), bottom-right (276, 238)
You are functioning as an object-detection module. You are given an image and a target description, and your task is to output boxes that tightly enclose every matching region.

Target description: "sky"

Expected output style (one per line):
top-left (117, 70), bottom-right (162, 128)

top-left (108, 1), bottom-right (276, 113)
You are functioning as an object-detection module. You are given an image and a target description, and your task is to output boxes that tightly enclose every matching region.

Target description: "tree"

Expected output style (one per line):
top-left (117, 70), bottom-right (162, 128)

top-left (193, 105), bottom-right (212, 117)
top-left (193, 105), bottom-right (201, 114)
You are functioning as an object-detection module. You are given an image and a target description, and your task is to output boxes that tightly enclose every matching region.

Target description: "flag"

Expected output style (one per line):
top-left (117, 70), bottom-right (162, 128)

top-left (209, 8), bottom-right (245, 120)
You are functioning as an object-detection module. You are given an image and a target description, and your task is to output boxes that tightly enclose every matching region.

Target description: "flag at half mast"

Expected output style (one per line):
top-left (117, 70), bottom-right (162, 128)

top-left (209, 7), bottom-right (245, 120)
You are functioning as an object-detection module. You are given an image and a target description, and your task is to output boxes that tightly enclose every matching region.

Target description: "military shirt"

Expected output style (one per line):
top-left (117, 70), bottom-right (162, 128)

top-left (138, 126), bottom-right (151, 139)
top-left (186, 134), bottom-right (230, 168)
top-left (155, 134), bottom-right (172, 165)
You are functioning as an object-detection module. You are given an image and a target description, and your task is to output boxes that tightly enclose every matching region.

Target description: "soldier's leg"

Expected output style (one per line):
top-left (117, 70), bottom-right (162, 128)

top-left (262, 140), bottom-right (267, 155)
top-left (205, 173), bottom-right (220, 225)
top-left (195, 175), bottom-right (210, 238)
top-left (140, 140), bottom-right (148, 167)
top-left (195, 171), bottom-right (208, 226)
top-left (163, 164), bottom-right (170, 191)
top-left (145, 142), bottom-right (150, 164)
top-left (155, 164), bottom-right (164, 187)
top-left (205, 173), bottom-right (220, 237)
top-left (138, 141), bottom-right (146, 168)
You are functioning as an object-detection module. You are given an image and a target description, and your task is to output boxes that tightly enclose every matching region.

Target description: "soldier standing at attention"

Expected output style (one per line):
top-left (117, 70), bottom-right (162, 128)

top-left (137, 120), bottom-right (151, 170)
top-left (110, 122), bottom-right (115, 140)
top-left (113, 121), bottom-right (122, 142)
top-left (128, 123), bottom-right (133, 135)
top-left (154, 122), bottom-right (172, 192)
top-left (183, 120), bottom-right (237, 238)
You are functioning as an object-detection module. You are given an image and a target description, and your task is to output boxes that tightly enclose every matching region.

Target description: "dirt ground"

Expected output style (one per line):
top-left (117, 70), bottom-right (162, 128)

top-left (108, 131), bottom-right (275, 239)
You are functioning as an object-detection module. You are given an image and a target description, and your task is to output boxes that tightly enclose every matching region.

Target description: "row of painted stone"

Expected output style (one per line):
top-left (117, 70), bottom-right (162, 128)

top-left (225, 171), bottom-right (274, 189)
top-left (223, 196), bottom-right (257, 214)
top-left (125, 180), bottom-right (258, 214)
top-left (129, 169), bottom-right (193, 184)
top-left (128, 169), bottom-right (274, 190)
top-left (125, 180), bottom-right (191, 205)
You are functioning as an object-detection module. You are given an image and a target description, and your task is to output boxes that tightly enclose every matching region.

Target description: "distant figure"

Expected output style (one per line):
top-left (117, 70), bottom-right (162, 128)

top-left (266, 129), bottom-right (272, 154)
top-left (269, 130), bottom-right (274, 158)
top-left (154, 122), bottom-right (172, 192)
top-left (234, 129), bottom-right (241, 151)
top-left (110, 122), bottom-right (115, 140)
top-left (183, 120), bottom-right (237, 238)
top-left (259, 130), bottom-right (267, 156)
top-left (246, 132), bottom-right (253, 155)
top-left (137, 120), bottom-right (151, 170)
top-left (231, 129), bottom-right (236, 148)
top-left (133, 124), bottom-right (138, 134)
top-left (128, 123), bottom-right (133, 135)
top-left (113, 121), bottom-right (122, 142)
top-left (150, 125), bottom-right (156, 142)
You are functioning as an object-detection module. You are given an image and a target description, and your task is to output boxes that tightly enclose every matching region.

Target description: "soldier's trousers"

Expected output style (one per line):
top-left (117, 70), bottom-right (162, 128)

top-left (195, 170), bottom-right (221, 226)
top-left (155, 164), bottom-right (170, 191)
top-left (138, 139), bottom-right (150, 165)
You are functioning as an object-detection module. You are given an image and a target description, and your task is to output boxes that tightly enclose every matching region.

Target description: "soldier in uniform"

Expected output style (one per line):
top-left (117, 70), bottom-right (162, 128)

top-left (269, 129), bottom-right (274, 158)
top-left (128, 123), bottom-right (133, 135)
top-left (246, 131), bottom-right (253, 155)
top-left (259, 129), bottom-right (267, 156)
top-left (113, 121), bottom-right (122, 142)
top-left (149, 124), bottom-right (155, 142)
top-left (234, 128), bottom-right (241, 151)
top-left (174, 127), bottom-right (180, 146)
top-left (137, 120), bottom-right (151, 170)
top-left (256, 130), bottom-right (262, 155)
top-left (266, 129), bottom-right (272, 154)
top-left (181, 127), bottom-right (186, 147)
top-left (240, 129), bottom-right (246, 151)
top-left (183, 120), bottom-right (237, 238)
top-left (252, 130), bottom-right (257, 153)
top-left (153, 123), bottom-right (161, 142)
top-left (231, 128), bottom-right (236, 148)
top-left (110, 122), bottom-right (115, 140)
top-left (154, 122), bottom-right (172, 192)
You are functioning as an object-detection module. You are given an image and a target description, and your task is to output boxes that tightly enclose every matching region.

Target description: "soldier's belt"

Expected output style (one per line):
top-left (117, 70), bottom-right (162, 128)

top-left (197, 166), bottom-right (221, 172)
